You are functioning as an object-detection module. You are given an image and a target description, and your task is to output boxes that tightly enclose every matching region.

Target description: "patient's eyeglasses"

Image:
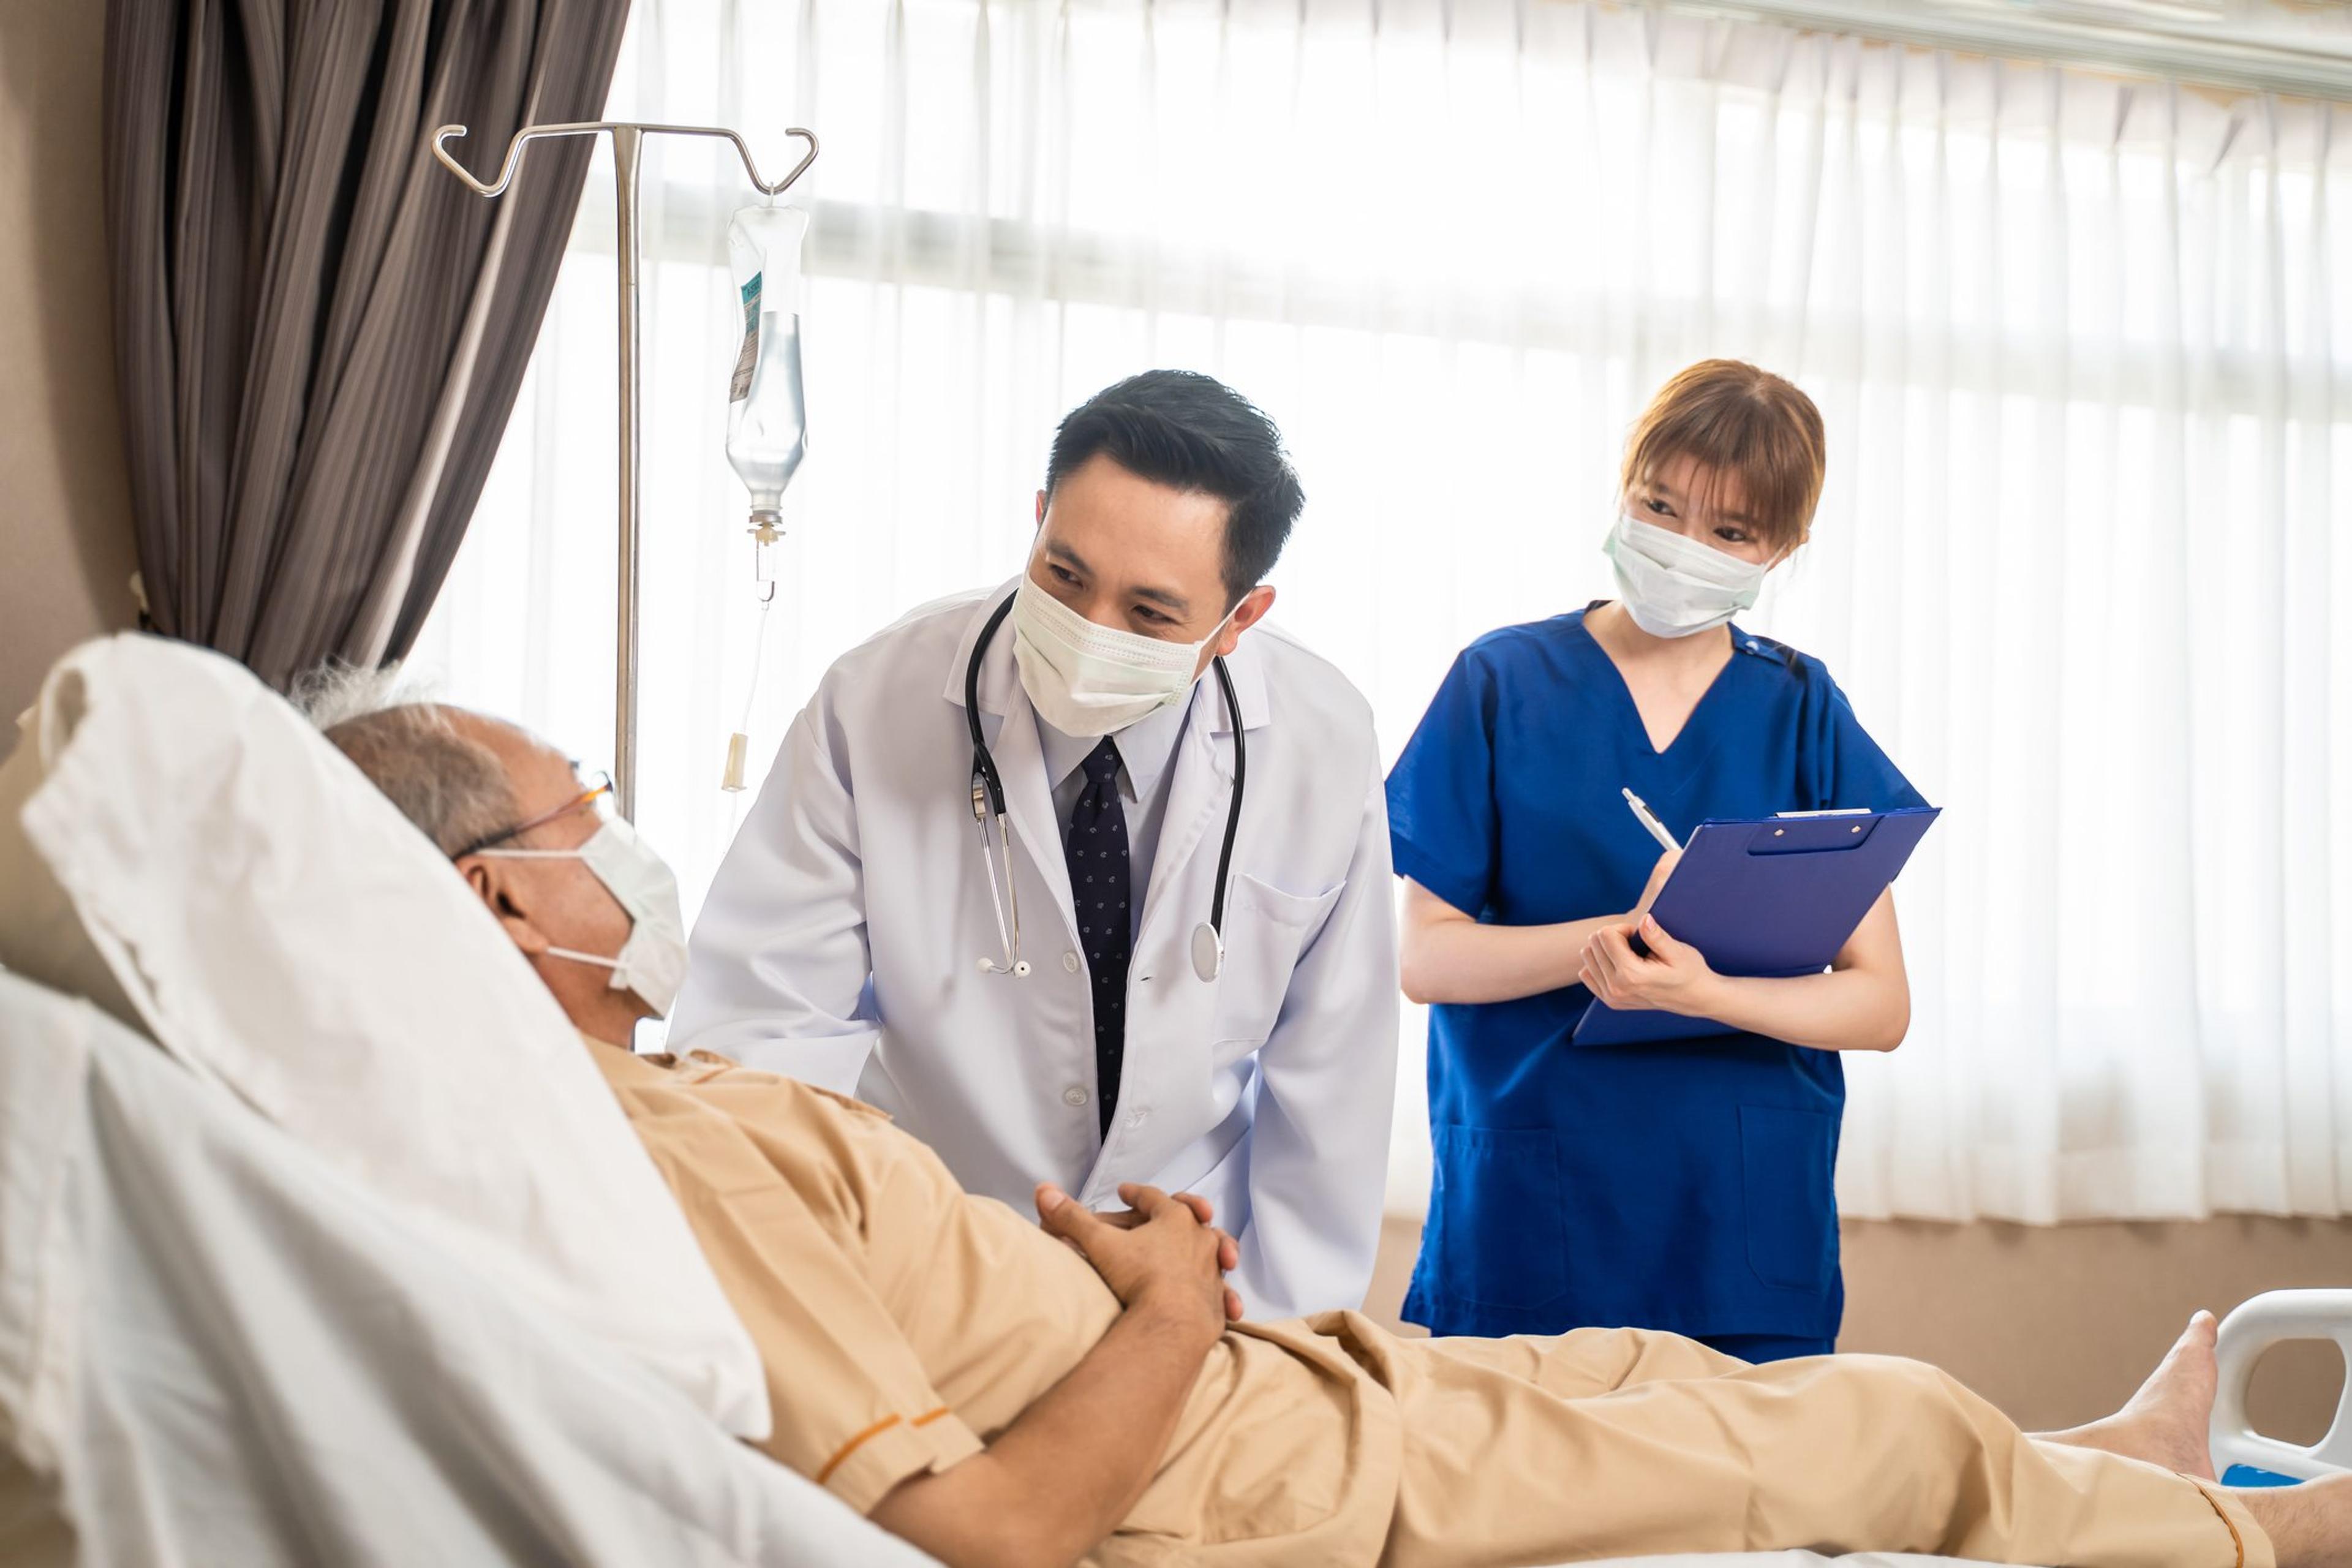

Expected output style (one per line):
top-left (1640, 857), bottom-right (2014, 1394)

top-left (453, 769), bottom-right (614, 859)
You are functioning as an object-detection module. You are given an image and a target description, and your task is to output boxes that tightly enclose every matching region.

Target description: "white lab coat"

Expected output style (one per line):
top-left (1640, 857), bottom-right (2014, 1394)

top-left (673, 582), bottom-right (1400, 1319)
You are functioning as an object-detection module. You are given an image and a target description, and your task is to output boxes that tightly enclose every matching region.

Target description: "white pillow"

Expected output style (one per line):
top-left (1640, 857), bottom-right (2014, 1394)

top-left (0, 682), bottom-right (140, 1030)
top-left (0, 634), bottom-right (770, 1442)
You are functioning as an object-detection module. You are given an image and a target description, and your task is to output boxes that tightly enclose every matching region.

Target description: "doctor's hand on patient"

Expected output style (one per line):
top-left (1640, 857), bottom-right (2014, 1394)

top-left (1580, 913), bottom-right (1719, 1017)
top-left (1037, 1182), bottom-right (1243, 1333)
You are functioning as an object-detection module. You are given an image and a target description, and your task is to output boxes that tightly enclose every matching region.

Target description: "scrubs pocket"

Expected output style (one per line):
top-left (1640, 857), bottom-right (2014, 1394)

top-left (1738, 1105), bottom-right (1837, 1294)
top-left (1427, 1125), bottom-right (1568, 1310)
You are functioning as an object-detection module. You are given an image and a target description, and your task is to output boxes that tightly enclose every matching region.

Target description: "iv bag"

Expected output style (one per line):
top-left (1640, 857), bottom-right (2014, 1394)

top-left (725, 203), bottom-right (811, 525)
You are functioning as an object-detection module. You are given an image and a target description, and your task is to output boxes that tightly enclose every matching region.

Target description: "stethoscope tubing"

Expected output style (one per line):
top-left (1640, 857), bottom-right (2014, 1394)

top-left (965, 588), bottom-right (1245, 979)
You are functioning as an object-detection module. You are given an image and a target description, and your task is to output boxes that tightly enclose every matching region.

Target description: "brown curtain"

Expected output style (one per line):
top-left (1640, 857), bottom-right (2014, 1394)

top-left (104, 0), bottom-right (630, 689)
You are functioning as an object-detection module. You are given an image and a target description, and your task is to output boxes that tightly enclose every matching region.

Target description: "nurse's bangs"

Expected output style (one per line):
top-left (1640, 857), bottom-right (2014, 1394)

top-left (1621, 360), bottom-right (1826, 552)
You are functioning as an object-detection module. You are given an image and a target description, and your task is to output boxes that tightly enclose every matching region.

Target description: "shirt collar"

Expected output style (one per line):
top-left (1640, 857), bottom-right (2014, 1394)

top-left (1035, 684), bottom-right (1199, 799)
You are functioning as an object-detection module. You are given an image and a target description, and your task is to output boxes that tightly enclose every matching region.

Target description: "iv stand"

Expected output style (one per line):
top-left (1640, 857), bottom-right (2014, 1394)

top-left (429, 121), bottom-right (819, 820)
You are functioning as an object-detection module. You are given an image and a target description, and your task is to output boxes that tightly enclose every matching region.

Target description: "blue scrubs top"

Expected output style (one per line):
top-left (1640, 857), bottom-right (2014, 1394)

top-left (1386, 609), bottom-right (1924, 1343)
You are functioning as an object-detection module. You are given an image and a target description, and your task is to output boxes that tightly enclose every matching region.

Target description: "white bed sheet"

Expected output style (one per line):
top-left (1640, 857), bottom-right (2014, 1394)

top-left (0, 970), bottom-right (936, 1568)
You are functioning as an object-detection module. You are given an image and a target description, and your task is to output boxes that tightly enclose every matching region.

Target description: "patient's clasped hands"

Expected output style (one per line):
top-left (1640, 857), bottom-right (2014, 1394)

top-left (1036, 1182), bottom-right (1244, 1333)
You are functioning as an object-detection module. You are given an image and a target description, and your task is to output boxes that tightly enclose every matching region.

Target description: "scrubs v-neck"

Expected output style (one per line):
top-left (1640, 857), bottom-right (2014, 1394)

top-left (1384, 609), bottom-right (1924, 1346)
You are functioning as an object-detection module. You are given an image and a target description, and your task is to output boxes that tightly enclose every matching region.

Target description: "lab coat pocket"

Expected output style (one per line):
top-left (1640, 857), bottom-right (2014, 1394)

top-left (1738, 1104), bottom-right (1838, 1294)
top-left (1427, 1125), bottom-right (1568, 1310)
top-left (1206, 873), bottom-right (1343, 1056)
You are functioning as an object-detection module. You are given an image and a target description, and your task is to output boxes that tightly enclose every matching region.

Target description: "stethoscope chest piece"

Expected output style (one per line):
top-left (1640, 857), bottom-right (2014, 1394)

top-left (1189, 921), bottom-right (1224, 983)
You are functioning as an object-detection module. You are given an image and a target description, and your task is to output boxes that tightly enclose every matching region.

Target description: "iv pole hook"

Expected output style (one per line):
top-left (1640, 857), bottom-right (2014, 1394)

top-left (424, 119), bottom-right (819, 820)
top-left (431, 121), bottom-right (818, 199)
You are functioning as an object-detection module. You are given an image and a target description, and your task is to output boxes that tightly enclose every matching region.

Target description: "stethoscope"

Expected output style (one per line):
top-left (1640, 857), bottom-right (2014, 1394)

top-left (966, 590), bottom-right (1246, 984)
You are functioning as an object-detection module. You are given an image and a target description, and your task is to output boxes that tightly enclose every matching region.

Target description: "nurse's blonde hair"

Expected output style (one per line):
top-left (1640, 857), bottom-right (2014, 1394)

top-left (1622, 360), bottom-right (1825, 553)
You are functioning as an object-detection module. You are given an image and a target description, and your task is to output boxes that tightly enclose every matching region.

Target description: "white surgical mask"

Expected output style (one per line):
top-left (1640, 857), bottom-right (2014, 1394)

top-left (1011, 575), bottom-right (1235, 737)
top-left (475, 815), bottom-right (689, 1016)
top-left (1603, 511), bottom-right (1769, 639)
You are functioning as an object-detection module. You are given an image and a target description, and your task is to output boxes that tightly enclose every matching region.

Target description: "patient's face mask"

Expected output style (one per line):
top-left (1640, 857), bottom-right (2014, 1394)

top-left (474, 815), bottom-right (689, 1016)
top-left (1603, 511), bottom-right (1769, 639)
top-left (1011, 574), bottom-right (1236, 737)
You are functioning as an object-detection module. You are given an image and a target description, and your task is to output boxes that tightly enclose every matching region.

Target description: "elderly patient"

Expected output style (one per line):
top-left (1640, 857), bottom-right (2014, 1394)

top-left (311, 687), bottom-right (2343, 1568)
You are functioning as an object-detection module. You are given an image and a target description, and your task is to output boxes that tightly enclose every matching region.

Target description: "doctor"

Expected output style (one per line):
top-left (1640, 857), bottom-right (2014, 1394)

top-left (673, 370), bottom-right (1398, 1319)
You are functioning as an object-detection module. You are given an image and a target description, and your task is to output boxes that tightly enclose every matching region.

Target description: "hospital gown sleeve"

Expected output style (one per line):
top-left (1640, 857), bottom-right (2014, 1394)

top-left (624, 1099), bottom-right (985, 1516)
top-left (1800, 661), bottom-right (1929, 815)
top-left (1383, 650), bottom-right (1499, 918)
top-left (669, 675), bottom-right (879, 1093)
top-left (1233, 766), bottom-right (1401, 1319)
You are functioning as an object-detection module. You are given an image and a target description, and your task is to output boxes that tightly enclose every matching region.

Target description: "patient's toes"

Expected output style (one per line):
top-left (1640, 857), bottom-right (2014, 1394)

top-left (2141, 1317), bottom-right (2221, 1479)
top-left (2154, 1313), bottom-right (2220, 1411)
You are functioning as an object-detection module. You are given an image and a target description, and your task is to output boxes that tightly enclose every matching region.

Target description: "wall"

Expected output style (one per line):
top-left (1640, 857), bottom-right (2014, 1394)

top-left (1364, 1212), bottom-right (2351, 1441)
top-left (0, 2), bottom-right (137, 717)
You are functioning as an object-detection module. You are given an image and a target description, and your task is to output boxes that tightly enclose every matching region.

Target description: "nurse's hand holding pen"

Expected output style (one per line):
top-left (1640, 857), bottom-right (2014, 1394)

top-left (1591, 783), bottom-right (1909, 1051)
top-left (1579, 915), bottom-right (1712, 1016)
top-left (1577, 894), bottom-right (1912, 1054)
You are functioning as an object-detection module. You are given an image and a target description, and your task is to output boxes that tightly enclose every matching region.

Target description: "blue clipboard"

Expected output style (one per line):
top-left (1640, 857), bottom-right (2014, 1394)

top-left (1571, 804), bottom-right (1942, 1048)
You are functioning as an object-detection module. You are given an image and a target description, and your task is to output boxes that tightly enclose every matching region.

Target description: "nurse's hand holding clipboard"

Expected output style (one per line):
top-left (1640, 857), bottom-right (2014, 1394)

top-left (1579, 893), bottom-right (1910, 1054)
top-left (1580, 913), bottom-right (1712, 1014)
top-left (1579, 786), bottom-right (1910, 1052)
top-left (1578, 799), bottom-right (1910, 1055)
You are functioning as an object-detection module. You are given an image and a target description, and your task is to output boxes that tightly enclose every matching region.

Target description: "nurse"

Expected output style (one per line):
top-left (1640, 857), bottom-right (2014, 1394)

top-left (673, 370), bottom-right (1400, 1321)
top-left (1384, 359), bottom-right (1924, 1362)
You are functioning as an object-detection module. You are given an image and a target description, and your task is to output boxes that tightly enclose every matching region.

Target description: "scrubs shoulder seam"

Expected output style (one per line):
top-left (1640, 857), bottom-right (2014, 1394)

top-left (1464, 612), bottom-right (1589, 665)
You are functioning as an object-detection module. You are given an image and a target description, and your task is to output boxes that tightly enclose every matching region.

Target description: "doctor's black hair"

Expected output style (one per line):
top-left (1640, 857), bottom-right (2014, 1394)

top-left (1044, 369), bottom-right (1305, 605)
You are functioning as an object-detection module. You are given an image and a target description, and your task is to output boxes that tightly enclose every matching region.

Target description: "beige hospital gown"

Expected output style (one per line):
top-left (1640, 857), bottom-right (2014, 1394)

top-left (586, 1041), bottom-right (2267, 1568)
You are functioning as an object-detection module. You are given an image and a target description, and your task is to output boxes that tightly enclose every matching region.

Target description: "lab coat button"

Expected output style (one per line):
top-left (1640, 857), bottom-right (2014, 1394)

top-left (1127, 1110), bottom-right (1148, 1129)
top-left (1062, 951), bottom-right (1080, 973)
top-left (1063, 1086), bottom-right (1089, 1107)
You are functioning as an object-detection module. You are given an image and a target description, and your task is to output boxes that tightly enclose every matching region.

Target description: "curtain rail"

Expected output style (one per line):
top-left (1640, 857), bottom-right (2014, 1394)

top-left (1643, 0), bottom-right (2352, 100)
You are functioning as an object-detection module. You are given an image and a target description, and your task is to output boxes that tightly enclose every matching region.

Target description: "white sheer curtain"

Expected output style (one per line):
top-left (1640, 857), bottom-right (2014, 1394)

top-left (410, 0), bottom-right (2352, 1224)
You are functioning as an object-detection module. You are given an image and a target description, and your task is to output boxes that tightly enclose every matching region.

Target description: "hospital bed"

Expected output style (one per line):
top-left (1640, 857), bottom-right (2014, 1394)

top-left (0, 636), bottom-right (2343, 1566)
top-left (21, 963), bottom-right (2279, 1568)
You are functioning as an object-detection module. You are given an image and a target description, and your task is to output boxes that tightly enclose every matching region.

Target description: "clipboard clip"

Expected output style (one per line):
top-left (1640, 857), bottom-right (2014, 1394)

top-left (1751, 816), bottom-right (1880, 854)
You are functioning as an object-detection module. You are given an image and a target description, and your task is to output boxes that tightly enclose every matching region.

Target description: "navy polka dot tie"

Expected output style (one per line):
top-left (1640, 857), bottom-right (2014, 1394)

top-left (1065, 736), bottom-right (1130, 1138)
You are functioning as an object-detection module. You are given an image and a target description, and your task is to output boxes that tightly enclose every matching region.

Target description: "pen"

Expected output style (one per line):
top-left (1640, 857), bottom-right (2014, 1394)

top-left (1621, 788), bottom-right (1680, 853)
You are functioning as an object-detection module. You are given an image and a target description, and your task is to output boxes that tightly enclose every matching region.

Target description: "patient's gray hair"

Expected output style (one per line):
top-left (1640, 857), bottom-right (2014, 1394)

top-left (292, 663), bottom-right (520, 857)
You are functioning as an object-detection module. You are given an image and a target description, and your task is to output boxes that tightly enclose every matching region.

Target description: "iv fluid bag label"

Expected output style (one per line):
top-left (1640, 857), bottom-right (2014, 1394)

top-left (729, 274), bottom-right (763, 402)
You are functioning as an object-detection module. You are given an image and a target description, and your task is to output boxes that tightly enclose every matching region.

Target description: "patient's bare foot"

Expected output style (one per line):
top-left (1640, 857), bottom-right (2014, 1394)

top-left (2038, 1312), bottom-right (2220, 1481)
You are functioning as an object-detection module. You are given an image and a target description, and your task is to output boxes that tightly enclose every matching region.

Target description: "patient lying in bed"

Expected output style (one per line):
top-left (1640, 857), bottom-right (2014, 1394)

top-left (314, 685), bottom-right (2347, 1568)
